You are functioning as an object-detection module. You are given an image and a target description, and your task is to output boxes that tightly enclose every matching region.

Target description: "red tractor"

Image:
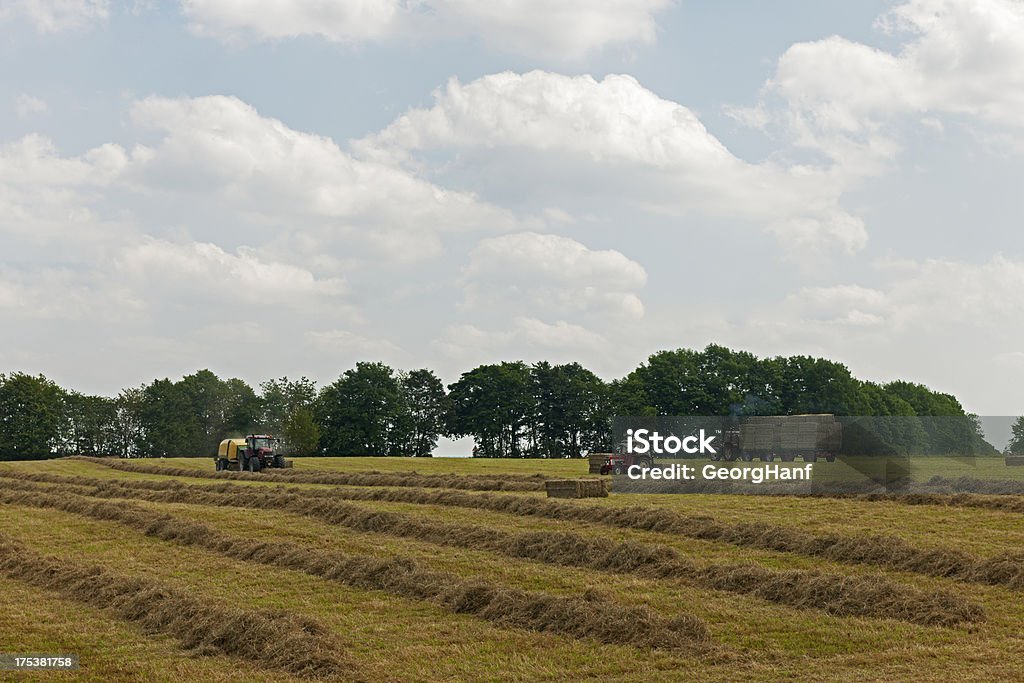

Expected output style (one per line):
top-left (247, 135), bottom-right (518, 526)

top-left (599, 451), bottom-right (654, 475)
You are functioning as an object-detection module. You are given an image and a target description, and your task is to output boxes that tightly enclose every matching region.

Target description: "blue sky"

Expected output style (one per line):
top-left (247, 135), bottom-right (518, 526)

top-left (2, 0), bottom-right (1024, 419)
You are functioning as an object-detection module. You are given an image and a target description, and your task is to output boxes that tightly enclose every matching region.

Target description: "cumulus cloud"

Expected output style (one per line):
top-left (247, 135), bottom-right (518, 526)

top-left (461, 232), bottom-right (646, 320)
top-left (0, 0), bottom-right (109, 32)
top-left (118, 239), bottom-right (347, 303)
top-left (0, 134), bottom-right (129, 246)
top-left (437, 317), bottom-right (606, 359)
top-left (127, 95), bottom-right (521, 261)
top-left (181, 0), bottom-right (669, 59)
top-left (360, 71), bottom-right (868, 253)
top-left (741, 0), bottom-right (1024, 168)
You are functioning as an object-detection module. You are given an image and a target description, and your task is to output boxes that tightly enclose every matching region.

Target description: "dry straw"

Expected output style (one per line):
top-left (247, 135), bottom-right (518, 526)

top-left (0, 532), bottom-right (352, 678)
top-left (0, 486), bottom-right (711, 651)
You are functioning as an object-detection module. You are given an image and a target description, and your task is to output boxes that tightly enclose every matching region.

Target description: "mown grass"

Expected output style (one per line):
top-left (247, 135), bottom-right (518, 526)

top-left (3, 457), bottom-right (1024, 681)
top-left (81, 454), bottom-right (1024, 481)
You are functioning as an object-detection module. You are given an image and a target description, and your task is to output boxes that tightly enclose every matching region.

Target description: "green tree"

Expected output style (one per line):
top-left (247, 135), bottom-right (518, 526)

top-left (531, 362), bottom-right (608, 457)
top-left (447, 362), bottom-right (535, 457)
top-left (317, 362), bottom-right (405, 456)
top-left (140, 371), bottom-right (259, 457)
top-left (259, 377), bottom-right (318, 433)
top-left (283, 406), bottom-right (321, 456)
top-left (0, 372), bottom-right (66, 460)
top-left (397, 369), bottom-right (448, 457)
top-left (110, 386), bottom-right (146, 457)
top-left (58, 392), bottom-right (117, 455)
top-left (1008, 417), bottom-right (1024, 454)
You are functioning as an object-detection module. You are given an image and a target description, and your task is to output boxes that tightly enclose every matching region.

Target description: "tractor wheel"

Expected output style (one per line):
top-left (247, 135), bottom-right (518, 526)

top-left (638, 458), bottom-right (653, 470)
top-left (250, 457), bottom-right (261, 473)
top-left (613, 465), bottom-right (624, 475)
top-left (274, 455), bottom-right (286, 468)
top-left (709, 452), bottom-right (721, 462)
top-left (741, 452), bottom-right (753, 462)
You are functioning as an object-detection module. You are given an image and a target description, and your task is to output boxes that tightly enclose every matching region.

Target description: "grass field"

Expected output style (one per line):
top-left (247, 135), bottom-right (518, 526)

top-left (1, 456), bottom-right (1024, 682)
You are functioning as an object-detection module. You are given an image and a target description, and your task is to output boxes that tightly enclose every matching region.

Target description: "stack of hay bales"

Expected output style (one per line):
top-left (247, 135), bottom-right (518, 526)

top-left (587, 452), bottom-right (610, 474)
top-left (545, 479), bottom-right (610, 498)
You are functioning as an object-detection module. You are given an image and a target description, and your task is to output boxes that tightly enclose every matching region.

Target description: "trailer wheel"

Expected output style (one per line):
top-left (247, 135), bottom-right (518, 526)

top-left (741, 452), bottom-right (753, 462)
top-left (761, 453), bottom-right (775, 462)
top-left (825, 454), bottom-right (836, 463)
top-left (215, 458), bottom-right (227, 471)
top-left (805, 454), bottom-right (817, 463)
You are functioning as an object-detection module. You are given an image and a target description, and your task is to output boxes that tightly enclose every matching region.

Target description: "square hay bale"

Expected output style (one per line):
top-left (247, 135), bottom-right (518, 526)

top-left (545, 479), bottom-right (610, 498)
top-left (1006, 455), bottom-right (1024, 467)
top-left (588, 452), bottom-right (611, 474)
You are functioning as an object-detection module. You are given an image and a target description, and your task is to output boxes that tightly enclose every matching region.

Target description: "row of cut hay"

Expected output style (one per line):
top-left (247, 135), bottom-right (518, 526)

top-left (0, 487), bottom-right (711, 651)
top-left (0, 475), bottom-right (985, 625)
top-left (77, 457), bottom-right (547, 492)
top-left (0, 532), bottom-right (351, 678)
top-left (6, 470), bottom-right (1024, 592)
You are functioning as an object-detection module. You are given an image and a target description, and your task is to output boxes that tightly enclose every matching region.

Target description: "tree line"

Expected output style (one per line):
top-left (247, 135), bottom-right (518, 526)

top-left (0, 344), bottom-right (989, 460)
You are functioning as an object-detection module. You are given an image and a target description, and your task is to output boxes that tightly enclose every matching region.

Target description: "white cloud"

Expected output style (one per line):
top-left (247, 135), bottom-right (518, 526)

top-left (461, 232), bottom-right (646, 320)
top-left (437, 317), bottom-right (606, 358)
top-left (0, 134), bottom-right (129, 246)
top-left (14, 94), bottom-right (48, 119)
top-left (0, 0), bottom-right (109, 32)
top-left (360, 71), bottom-right (867, 253)
top-left (745, 0), bottom-right (1024, 167)
top-left (180, 0), bottom-right (670, 59)
top-left (117, 239), bottom-right (347, 303)
top-left (127, 95), bottom-right (522, 261)
top-left (306, 329), bottom-right (401, 354)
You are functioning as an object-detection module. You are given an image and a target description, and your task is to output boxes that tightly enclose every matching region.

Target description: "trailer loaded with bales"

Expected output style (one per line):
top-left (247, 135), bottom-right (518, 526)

top-left (715, 414), bottom-right (842, 463)
top-left (596, 414), bottom-right (842, 473)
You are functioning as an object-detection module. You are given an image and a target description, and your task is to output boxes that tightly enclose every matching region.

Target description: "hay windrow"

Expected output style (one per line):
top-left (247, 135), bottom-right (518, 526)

top-left (0, 487), bottom-right (711, 651)
top-left (0, 475), bottom-right (986, 625)
top-left (20, 469), bottom-right (1021, 594)
top-left (76, 456), bottom-right (548, 492)
top-left (0, 532), bottom-right (351, 678)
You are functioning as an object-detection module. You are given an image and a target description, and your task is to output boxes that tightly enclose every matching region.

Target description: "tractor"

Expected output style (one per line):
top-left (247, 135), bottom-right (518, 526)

top-left (215, 434), bottom-right (292, 472)
top-left (599, 451), bottom-right (654, 475)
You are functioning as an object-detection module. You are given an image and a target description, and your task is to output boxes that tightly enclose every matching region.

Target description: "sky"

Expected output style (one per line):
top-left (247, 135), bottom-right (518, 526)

top-left (2, 0), bottom-right (1024, 419)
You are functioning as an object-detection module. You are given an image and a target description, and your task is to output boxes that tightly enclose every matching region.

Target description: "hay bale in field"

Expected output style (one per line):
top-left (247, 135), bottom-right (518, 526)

top-left (545, 478), bottom-right (609, 498)
top-left (1006, 455), bottom-right (1024, 466)
top-left (588, 452), bottom-right (611, 474)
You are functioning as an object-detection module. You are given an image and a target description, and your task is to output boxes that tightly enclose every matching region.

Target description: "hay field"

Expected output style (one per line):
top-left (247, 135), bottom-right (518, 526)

top-left (1, 457), bottom-right (1023, 682)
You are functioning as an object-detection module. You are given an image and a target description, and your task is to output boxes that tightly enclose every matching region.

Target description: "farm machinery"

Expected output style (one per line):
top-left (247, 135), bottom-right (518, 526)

top-left (596, 414), bottom-right (842, 473)
top-left (215, 434), bottom-right (293, 472)
top-left (714, 415), bottom-right (841, 463)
